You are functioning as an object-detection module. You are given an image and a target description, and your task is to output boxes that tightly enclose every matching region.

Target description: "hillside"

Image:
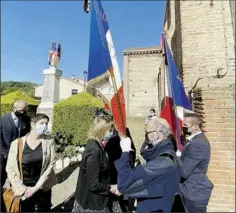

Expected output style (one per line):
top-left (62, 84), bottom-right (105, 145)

top-left (1, 81), bottom-right (38, 97)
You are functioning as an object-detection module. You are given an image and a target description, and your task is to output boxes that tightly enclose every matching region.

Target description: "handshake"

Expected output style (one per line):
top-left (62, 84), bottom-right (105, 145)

top-left (110, 185), bottom-right (121, 196)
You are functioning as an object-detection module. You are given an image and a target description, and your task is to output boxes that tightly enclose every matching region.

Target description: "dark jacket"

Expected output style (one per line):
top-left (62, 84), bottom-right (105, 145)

top-left (0, 113), bottom-right (31, 158)
top-left (74, 139), bottom-right (111, 210)
top-left (104, 128), bottom-right (136, 184)
top-left (115, 138), bottom-right (180, 212)
top-left (104, 128), bottom-right (136, 212)
top-left (177, 133), bottom-right (214, 202)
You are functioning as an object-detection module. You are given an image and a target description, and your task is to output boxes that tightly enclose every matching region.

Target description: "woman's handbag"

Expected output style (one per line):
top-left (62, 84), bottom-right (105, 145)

top-left (3, 138), bottom-right (23, 212)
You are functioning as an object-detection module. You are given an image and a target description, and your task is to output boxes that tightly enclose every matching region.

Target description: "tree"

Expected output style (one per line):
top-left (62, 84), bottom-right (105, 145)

top-left (1, 81), bottom-right (38, 97)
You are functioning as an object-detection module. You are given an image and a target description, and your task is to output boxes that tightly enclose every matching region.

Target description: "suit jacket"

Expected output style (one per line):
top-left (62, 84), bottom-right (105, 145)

top-left (0, 113), bottom-right (31, 158)
top-left (74, 139), bottom-right (111, 210)
top-left (6, 134), bottom-right (57, 196)
top-left (115, 139), bottom-right (180, 213)
top-left (177, 133), bottom-right (214, 202)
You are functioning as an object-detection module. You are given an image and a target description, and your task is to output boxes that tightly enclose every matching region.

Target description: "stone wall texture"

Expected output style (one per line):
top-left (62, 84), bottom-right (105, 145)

top-left (123, 47), bottom-right (163, 117)
top-left (164, 0), bottom-right (235, 211)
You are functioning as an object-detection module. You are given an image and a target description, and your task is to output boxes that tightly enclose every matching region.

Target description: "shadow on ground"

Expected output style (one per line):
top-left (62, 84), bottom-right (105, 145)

top-left (56, 163), bottom-right (79, 184)
top-left (52, 193), bottom-right (75, 212)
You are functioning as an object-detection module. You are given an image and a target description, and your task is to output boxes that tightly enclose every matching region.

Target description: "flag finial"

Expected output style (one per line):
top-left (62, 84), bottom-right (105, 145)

top-left (83, 0), bottom-right (90, 13)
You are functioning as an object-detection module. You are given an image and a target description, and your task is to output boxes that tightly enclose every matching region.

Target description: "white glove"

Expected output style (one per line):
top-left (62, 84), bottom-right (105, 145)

top-left (120, 137), bottom-right (132, 152)
top-left (176, 150), bottom-right (182, 157)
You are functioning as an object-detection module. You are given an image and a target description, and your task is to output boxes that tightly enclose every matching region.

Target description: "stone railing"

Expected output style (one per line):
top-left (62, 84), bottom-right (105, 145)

top-left (55, 146), bottom-right (85, 170)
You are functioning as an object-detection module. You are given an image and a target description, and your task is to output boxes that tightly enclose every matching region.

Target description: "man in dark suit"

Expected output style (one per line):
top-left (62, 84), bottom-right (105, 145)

top-left (0, 100), bottom-right (31, 211)
top-left (177, 112), bottom-right (214, 212)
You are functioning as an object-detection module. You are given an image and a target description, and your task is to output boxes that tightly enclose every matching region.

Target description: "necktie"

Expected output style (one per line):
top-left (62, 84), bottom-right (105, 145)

top-left (18, 117), bottom-right (22, 137)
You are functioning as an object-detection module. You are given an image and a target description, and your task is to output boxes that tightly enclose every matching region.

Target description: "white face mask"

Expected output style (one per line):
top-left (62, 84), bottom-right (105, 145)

top-left (149, 124), bottom-right (163, 144)
top-left (149, 112), bottom-right (155, 116)
top-left (34, 124), bottom-right (48, 135)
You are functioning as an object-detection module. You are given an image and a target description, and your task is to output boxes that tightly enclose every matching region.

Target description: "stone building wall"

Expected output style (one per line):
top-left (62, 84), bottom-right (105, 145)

top-left (123, 47), bottom-right (162, 117)
top-left (163, 0), bottom-right (235, 211)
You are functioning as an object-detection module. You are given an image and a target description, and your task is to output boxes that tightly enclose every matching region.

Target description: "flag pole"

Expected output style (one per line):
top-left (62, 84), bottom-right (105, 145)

top-left (109, 67), bottom-right (126, 137)
top-left (162, 33), bottom-right (182, 151)
top-left (84, 1), bottom-right (126, 137)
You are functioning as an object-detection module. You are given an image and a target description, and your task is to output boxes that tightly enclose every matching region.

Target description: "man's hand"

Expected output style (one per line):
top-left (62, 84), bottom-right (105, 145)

top-left (120, 137), bottom-right (133, 152)
top-left (110, 185), bottom-right (121, 196)
top-left (24, 186), bottom-right (39, 198)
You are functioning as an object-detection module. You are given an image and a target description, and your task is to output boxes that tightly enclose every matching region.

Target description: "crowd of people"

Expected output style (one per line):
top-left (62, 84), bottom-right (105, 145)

top-left (0, 100), bottom-right (214, 212)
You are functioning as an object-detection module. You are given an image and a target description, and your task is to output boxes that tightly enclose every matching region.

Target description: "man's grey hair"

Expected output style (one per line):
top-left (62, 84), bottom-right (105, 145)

top-left (148, 117), bottom-right (172, 137)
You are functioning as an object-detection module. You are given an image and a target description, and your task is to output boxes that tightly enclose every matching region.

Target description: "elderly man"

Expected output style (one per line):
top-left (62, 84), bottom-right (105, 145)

top-left (115, 117), bottom-right (180, 212)
top-left (0, 100), bottom-right (31, 211)
top-left (177, 112), bottom-right (213, 212)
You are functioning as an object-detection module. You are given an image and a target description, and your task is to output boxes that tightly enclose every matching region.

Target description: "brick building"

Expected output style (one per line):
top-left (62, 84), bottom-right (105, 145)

top-left (123, 47), bottom-right (162, 117)
top-left (162, 0), bottom-right (235, 211)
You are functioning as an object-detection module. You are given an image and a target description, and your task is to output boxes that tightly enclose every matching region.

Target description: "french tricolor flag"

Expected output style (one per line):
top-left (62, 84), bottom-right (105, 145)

top-left (160, 34), bottom-right (192, 150)
top-left (87, 0), bottom-right (126, 135)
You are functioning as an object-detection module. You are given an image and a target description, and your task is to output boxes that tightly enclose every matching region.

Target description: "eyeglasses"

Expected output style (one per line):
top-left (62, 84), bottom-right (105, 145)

top-left (145, 130), bottom-right (156, 135)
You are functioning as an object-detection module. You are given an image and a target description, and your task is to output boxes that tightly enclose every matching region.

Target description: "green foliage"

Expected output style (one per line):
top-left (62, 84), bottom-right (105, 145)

top-left (1, 87), bottom-right (19, 95)
top-left (62, 145), bottom-right (77, 158)
top-left (52, 92), bottom-right (104, 146)
top-left (1, 91), bottom-right (39, 117)
top-left (1, 81), bottom-right (38, 97)
top-left (1, 91), bottom-right (39, 105)
top-left (53, 132), bottom-right (74, 153)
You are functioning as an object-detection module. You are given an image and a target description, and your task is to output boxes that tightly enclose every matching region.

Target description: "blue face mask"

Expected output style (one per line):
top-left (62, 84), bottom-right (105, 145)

top-left (34, 124), bottom-right (48, 135)
top-left (104, 131), bottom-right (114, 141)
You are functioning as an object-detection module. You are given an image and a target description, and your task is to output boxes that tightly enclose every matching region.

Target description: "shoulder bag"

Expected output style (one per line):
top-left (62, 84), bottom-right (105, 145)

top-left (3, 138), bottom-right (24, 212)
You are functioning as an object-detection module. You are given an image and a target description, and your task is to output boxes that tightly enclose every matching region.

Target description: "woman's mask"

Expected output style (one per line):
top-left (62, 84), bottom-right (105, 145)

top-left (34, 124), bottom-right (48, 135)
top-left (104, 130), bottom-right (114, 141)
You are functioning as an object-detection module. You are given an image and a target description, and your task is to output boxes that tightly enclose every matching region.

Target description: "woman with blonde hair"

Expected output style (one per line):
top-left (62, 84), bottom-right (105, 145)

top-left (6, 113), bottom-right (57, 212)
top-left (72, 114), bottom-right (120, 213)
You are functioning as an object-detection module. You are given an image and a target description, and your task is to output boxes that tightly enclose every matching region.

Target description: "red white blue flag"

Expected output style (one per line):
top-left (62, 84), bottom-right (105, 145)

top-left (160, 34), bottom-right (192, 150)
top-left (87, 0), bottom-right (126, 135)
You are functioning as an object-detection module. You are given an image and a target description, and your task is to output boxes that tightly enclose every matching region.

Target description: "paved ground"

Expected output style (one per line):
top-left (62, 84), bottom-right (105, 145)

top-left (51, 164), bottom-right (79, 212)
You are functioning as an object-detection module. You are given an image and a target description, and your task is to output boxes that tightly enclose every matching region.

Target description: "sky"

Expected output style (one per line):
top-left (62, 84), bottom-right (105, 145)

top-left (1, 0), bottom-right (166, 84)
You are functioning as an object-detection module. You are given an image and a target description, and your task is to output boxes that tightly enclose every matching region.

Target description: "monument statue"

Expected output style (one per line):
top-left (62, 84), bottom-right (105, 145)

top-left (48, 42), bottom-right (61, 68)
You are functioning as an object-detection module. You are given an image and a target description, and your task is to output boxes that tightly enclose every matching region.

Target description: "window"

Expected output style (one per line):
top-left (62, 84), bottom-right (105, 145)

top-left (191, 88), bottom-right (205, 130)
top-left (71, 89), bottom-right (78, 95)
top-left (178, 64), bottom-right (183, 81)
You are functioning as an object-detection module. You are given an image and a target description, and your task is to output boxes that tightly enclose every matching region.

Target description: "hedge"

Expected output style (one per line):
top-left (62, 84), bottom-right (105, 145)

top-left (52, 92), bottom-right (104, 146)
top-left (1, 91), bottom-right (39, 117)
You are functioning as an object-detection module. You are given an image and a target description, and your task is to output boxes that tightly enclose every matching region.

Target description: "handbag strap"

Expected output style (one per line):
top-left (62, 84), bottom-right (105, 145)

top-left (17, 138), bottom-right (23, 180)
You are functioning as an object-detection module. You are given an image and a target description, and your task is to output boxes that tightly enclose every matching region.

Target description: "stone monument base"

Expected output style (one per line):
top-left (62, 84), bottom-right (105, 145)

top-left (36, 66), bottom-right (62, 133)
